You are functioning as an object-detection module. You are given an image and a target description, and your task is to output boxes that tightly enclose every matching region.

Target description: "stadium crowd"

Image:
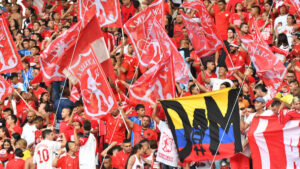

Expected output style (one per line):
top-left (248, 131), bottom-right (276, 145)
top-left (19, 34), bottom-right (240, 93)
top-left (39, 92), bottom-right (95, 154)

top-left (0, 0), bottom-right (299, 169)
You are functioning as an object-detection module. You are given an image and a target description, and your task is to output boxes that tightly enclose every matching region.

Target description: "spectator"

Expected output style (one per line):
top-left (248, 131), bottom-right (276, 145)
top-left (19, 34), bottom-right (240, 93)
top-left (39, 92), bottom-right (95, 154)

top-left (52, 141), bottom-right (79, 169)
top-left (5, 148), bottom-right (25, 169)
top-left (7, 114), bottom-right (22, 136)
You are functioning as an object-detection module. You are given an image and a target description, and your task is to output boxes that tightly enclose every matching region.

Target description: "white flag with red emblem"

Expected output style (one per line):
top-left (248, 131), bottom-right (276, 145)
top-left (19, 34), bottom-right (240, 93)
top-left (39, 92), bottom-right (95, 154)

top-left (0, 16), bottom-right (23, 73)
top-left (78, 0), bottom-right (122, 27)
top-left (0, 75), bottom-right (13, 100)
top-left (123, 0), bottom-right (164, 73)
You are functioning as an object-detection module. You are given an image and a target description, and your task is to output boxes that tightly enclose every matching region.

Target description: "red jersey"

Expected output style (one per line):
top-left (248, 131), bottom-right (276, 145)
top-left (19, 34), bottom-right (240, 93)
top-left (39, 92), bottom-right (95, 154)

top-left (57, 154), bottom-right (79, 169)
top-left (0, 149), bottom-right (14, 162)
top-left (101, 113), bottom-right (126, 144)
top-left (229, 13), bottom-right (249, 30)
top-left (59, 120), bottom-right (74, 141)
top-left (226, 0), bottom-right (243, 13)
top-left (121, 55), bottom-right (138, 80)
top-left (8, 126), bottom-right (23, 137)
top-left (197, 71), bottom-right (217, 91)
top-left (214, 10), bottom-right (231, 40)
top-left (121, 2), bottom-right (137, 24)
top-left (173, 23), bottom-right (184, 48)
top-left (35, 130), bottom-right (42, 145)
top-left (226, 51), bottom-right (250, 78)
top-left (33, 87), bottom-right (48, 100)
top-left (6, 158), bottom-right (25, 169)
top-left (115, 150), bottom-right (130, 169)
top-left (132, 123), bottom-right (157, 145)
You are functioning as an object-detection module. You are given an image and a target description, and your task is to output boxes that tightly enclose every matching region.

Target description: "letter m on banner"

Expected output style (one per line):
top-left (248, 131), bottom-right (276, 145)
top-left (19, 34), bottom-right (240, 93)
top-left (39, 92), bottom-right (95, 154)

top-left (160, 88), bottom-right (242, 163)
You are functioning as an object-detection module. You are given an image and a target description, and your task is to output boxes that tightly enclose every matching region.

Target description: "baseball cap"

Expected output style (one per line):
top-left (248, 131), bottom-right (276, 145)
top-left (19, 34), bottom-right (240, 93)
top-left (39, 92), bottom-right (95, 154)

top-left (255, 97), bottom-right (265, 103)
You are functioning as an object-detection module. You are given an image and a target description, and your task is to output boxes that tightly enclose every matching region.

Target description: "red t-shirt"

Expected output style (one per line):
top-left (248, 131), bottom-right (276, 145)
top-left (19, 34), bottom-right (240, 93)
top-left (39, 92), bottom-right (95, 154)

top-left (121, 55), bottom-right (138, 80)
top-left (6, 158), bottom-right (25, 169)
top-left (0, 149), bottom-right (14, 162)
top-left (197, 71), bottom-right (217, 91)
top-left (226, 51), bottom-right (250, 76)
top-left (59, 120), bottom-right (74, 141)
top-left (8, 126), bottom-right (23, 137)
top-left (226, 0), bottom-right (243, 13)
top-left (115, 150), bottom-right (130, 169)
top-left (229, 12), bottom-right (249, 30)
top-left (214, 10), bottom-right (231, 40)
top-left (132, 123), bottom-right (157, 145)
top-left (173, 23), bottom-right (184, 48)
top-left (121, 2), bottom-right (137, 24)
top-left (101, 113), bottom-right (126, 144)
top-left (33, 87), bottom-right (48, 101)
top-left (57, 154), bottom-right (79, 169)
top-left (35, 130), bottom-right (42, 145)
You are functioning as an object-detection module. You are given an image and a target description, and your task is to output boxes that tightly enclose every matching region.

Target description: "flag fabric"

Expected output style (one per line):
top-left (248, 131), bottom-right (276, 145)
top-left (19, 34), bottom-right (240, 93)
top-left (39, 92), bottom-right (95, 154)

top-left (248, 116), bottom-right (300, 169)
top-left (129, 55), bottom-right (176, 105)
top-left (289, 0), bottom-right (300, 16)
top-left (39, 21), bottom-right (82, 85)
top-left (0, 16), bottom-right (23, 73)
top-left (70, 86), bottom-right (81, 103)
top-left (0, 75), bottom-right (13, 100)
top-left (59, 16), bottom-right (117, 119)
top-left (181, 13), bottom-right (222, 57)
top-left (160, 88), bottom-right (242, 163)
top-left (123, 0), bottom-right (164, 73)
top-left (240, 22), bottom-right (286, 93)
top-left (78, 0), bottom-right (122, 27)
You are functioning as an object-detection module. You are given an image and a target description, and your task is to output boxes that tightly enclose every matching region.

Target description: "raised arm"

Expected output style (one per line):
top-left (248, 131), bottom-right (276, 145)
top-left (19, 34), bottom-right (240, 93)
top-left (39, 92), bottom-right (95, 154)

top-left (152, 103), bottom-right (160, 124)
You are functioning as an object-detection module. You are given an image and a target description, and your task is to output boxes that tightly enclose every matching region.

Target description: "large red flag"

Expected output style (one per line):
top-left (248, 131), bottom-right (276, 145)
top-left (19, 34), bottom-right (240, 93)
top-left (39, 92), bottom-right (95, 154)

top-left (248, 116), bottom-right (300, 169)
top-left (181, 13), bottom-right (223, 57)
top-left (0, 75), bottom-right (13, 100)
top-left (78, 0), bottom-right (122, 27)
top-left (39, 21), bottom-right (82, 85)
top-left (123, 0), bottom-right (164, 73)
top-left (289, 0), bottom-right (300, 16)
top-left (0, 16), bottom-right (23, 73)
top-left (240, 22), bottom-right (286, 93)
top-left (129, 56), bottom-right (176, 105)
top-left (67, 47), bottom-right (117, 119)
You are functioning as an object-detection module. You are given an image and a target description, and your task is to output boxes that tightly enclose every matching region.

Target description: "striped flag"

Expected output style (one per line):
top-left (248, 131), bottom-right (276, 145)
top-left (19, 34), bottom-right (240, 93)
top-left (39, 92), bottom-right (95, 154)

top-left (248, 116), bottom-right (300, 169)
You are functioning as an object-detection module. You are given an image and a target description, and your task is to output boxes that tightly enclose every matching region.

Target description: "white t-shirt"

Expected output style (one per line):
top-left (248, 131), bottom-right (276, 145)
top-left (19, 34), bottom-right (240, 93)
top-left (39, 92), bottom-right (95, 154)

top-left (79, 133), bottom-right (97, 169)
top-left (21, 123), bottom-right (37, 146)
top-left (33, 140), bottom-right (61, 169)
top-left (274, 14), bottom-right (288, 32)
top-left (209, 78), bottom-right (233, 91)
top-left (156, 121), bottom-right (178, 167)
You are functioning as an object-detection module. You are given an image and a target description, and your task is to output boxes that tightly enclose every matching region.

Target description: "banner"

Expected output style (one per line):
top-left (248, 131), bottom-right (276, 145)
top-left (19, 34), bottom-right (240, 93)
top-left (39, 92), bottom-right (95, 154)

top-left (0, 75), bottom-right (13, 100)
top-left (78, 0), bottom-right (122, 27)
top-left (248, 116), bottom-right (300, 169)
top-left (160, 88), bottom-right (242, 162)
top-left (181, 13), bottom-right (222, 57)
top-left (0, 16), bottom-right (23, 73)
top-left (123, 0), bottom-right (164, 73)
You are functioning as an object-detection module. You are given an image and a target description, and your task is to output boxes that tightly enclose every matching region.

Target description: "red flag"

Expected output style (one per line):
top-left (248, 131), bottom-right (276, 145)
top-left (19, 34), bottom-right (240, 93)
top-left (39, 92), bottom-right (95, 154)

top-left (0, 76), bottom-right (13, 100)
top-left (289, 0), bottom-right (300, 16)
top-left (78, 0), bottom-right (122, 27)
top-left (240, 23), bottom-right (286, 93)
top-left (68, 47), bottom-right (118, 119)
top-left (181, 13), bottom-right (223, 57)
top-left (129, 56), bottom-right (176, 105)
top-left (123, 0), bottom-right (164, 73)
top-left (70, 86), bottom-right (81, 103)
top-left (39, 21), bottom-right (82, 85)
top-left (248, 116), bottom-right (300, 169)
top-left (0, 16), bottom-right (23, 73)
top-left (30, 71), bottom-right (43, 85)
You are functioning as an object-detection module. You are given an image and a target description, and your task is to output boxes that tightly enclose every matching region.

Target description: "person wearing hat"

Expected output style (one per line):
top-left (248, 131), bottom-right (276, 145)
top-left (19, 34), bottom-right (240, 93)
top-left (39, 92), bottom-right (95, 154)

top-left (225, 39), bottom-right (250, 81)
top-left (240, 97), bottom-right (274, 131)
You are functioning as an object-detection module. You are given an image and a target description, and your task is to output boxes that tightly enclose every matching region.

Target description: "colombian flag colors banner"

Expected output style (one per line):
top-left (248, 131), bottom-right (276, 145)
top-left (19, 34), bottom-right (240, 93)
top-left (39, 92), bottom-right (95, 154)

top-left (160, 88), bottom-right (242, 163)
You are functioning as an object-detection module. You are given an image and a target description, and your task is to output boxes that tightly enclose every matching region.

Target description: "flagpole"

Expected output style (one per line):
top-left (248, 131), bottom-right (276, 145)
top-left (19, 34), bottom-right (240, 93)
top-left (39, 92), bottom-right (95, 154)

top-left (115, 81), bottom-right (130, 133)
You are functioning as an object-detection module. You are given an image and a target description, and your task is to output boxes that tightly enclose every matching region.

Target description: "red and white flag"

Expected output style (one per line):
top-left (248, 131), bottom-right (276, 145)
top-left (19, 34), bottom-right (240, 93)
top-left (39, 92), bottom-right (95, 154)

top-left (0, 75), bottom-right (13, 100)
top-left (68, 47), bottom-right (117, 119)
top-left (248, 116), bottom-right (300, 169)
top-left (59, 16), bottom-right (117, 119)
top-left (0, 16), bottom-right (23, 73)
top-left (39, 20), bottom-right (82, 85)
top-left (129, 56), bottom-right (176, 105)
top-left (289, 0), bottom-right (300, 16)
top-left (70, 86), bottom-right (81, 103)
top-left (181, 13), bottom-right (222, 57)
top-left (240, 24), bottom-right (286, 93)
top-left (78, 0), bottom-right (122, 27)
top-left (123, 0), bottom-right (164, 73)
